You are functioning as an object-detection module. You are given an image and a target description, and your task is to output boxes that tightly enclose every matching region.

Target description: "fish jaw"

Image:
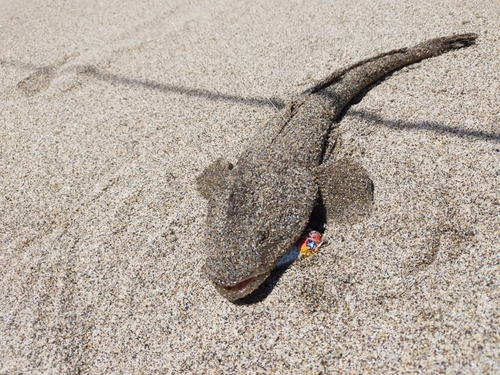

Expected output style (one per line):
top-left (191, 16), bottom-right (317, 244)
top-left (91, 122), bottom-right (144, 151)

top-left (212, 271), bottom-right (271, 301)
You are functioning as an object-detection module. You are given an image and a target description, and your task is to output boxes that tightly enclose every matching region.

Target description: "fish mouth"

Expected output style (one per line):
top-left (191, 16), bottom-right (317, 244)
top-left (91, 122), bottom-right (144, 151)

top-left (213, 272), bottom-right (270, 301)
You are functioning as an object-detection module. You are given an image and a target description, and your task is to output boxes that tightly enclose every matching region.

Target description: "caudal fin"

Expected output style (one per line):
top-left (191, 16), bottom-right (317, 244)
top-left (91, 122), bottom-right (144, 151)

top-left (302, 33), bottom-right (478, 113)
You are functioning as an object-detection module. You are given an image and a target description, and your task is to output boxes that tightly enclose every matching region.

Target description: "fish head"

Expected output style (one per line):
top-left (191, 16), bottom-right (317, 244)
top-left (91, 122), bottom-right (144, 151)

top-left (199, 164), bottom-right (317, 301)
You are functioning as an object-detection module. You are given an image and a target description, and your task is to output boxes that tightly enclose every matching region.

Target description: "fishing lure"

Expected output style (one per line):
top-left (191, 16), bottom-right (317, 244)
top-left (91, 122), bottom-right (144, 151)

top-left (276, 230), bottom-right (323, 267)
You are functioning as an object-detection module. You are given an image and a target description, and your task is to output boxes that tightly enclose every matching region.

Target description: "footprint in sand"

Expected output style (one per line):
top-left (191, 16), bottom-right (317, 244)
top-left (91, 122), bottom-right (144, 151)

top-left (16, 66), bottom-right (56, 96)
top-left (14, 53), bottom-right (81, 96)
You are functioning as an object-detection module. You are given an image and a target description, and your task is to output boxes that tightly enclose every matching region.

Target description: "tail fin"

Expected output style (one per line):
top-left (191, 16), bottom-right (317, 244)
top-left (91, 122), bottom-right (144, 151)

top-left (302, 33), bottom-right (478, 111)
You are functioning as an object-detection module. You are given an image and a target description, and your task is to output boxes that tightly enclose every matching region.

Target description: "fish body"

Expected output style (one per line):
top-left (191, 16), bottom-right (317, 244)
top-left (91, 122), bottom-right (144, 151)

top-left (197, 34), bottom-right (477, 301)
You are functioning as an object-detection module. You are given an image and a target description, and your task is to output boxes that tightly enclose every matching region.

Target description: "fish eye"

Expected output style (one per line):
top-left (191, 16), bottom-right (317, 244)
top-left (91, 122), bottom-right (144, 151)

top-left (256, 230), bottom-right (268, 243)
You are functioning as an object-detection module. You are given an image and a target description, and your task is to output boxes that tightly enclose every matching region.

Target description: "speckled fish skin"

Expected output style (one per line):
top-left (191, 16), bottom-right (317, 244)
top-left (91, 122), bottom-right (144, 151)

top-left (197, 34), bottom-right (478, 301)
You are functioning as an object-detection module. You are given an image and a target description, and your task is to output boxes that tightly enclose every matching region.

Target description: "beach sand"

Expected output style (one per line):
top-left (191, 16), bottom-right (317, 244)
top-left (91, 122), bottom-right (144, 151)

top-left (1, 0), bottom-right (499, 373)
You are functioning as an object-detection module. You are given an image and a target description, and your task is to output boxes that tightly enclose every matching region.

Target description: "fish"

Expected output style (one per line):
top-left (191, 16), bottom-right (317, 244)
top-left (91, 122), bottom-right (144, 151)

top-left (196, 33), bottom-right (478, 301)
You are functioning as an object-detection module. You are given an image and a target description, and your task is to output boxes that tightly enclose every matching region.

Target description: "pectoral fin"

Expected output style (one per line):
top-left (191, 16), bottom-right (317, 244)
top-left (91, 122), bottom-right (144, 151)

top-left (313, 158), bottom-right (374, 224)
top-left (196, 158), bottom-right (234, 200)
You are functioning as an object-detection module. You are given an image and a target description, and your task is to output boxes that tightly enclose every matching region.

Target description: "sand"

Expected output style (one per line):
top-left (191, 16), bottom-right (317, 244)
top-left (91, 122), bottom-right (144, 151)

top-left (1, 0), bottom-right (499, 373)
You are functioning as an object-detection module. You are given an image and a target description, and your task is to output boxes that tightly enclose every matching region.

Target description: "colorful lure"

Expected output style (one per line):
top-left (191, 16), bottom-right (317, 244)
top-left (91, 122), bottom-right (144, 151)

top-left (295, 230), bottom-right (323, 258)
top-left (275, 230), bottom-right (323, 267)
